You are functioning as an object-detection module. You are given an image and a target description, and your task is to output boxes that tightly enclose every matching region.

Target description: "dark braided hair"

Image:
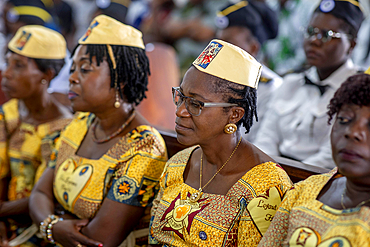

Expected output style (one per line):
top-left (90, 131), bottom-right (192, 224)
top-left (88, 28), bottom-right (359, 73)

top-left (327, 73), bottom-right (370, 124)
top-left (72, 44), bottom-right (150, 105)
top-left (205, 68), bottom-right (257, 133)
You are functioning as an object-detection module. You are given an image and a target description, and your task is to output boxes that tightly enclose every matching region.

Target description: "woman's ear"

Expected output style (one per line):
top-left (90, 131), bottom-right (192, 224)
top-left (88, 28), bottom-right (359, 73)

top-left (348, 38), bottom-right (357, 56)
top-left (229, 106), bottom-right (245, 124)
top-left (44, 68), bottom-right (56, 83)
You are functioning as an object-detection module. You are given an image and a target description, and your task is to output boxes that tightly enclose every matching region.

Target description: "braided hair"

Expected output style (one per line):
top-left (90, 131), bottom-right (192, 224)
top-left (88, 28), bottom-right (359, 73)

top-left (72, 44), bottom-right (150, 105)
top-left (327, 73), bottom-right (370, 124)
top-left (207, 69), bottom-right (258, 134)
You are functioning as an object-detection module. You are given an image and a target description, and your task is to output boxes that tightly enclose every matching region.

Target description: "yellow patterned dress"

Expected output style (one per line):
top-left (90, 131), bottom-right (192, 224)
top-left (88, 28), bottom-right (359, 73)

top-left (49, 112), bottom-right (167, 245)
top-left (149, 146), bottom-right (292, 247)
top-left (258, 168), bottom-right (370, 247)
top-left (0, 99), bottom-right (71, 246)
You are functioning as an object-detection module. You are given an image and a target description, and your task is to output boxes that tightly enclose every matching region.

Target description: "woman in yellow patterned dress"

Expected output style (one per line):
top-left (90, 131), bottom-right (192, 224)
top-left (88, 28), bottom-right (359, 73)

top-left (259, 72), bottom-right (370, 247)
top-left (149, 40), bottom-right (292, 247)
top-left (0, 25), bottom-right (72, 246)
top-left (29, 15), bottom-right (167, 247)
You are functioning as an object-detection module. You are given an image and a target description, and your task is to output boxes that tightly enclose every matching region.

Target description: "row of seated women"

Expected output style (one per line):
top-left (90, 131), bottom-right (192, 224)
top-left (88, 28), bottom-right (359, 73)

top-left (0, 13), bottom-right (369, 247)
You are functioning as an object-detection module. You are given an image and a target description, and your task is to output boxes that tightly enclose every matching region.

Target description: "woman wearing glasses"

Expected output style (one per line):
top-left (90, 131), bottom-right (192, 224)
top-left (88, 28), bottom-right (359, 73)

top-left (259, 72), bottom-right (370, 246)
top-left (254, 0), bottom-right (362, 169)
top-left (149, 40), bottom-right (292, 246)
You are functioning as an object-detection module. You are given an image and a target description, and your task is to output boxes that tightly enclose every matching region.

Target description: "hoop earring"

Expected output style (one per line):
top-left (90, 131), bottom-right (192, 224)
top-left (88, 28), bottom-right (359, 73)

top-left (114, 90), bottom-right (121, 108)
top-left (41, 79), bottom-right (48, 85)
top-left (224, 123), bottom-right (237, 134)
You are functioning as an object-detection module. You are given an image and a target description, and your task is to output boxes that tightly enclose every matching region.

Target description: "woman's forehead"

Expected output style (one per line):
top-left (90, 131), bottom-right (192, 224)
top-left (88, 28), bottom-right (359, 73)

top-left (309, 12), bottom-right (344, 31)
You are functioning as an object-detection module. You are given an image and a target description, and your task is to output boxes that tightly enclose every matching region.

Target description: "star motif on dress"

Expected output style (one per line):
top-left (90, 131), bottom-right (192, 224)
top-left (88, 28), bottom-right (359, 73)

top-left (296, 229), bottom-right (313, 246)
top-left (160, 192), bottom-right (209, 240)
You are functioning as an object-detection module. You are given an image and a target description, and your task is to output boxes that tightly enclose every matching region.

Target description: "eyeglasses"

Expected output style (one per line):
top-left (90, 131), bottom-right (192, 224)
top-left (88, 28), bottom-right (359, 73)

top-left (303, 26), bottom-right (351, 43)
top-left (172, 87), bottom-right (238, 116)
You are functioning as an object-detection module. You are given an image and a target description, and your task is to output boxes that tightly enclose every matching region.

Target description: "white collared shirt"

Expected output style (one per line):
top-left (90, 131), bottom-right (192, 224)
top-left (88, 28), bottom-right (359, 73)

top-left (253, 59), bottom-right (358, 169)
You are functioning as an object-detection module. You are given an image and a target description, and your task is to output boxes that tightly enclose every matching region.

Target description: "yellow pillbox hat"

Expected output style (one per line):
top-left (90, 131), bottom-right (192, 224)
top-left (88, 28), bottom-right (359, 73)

top-left (78, 15), bottom-right (145, 49)
top-left (193, 39), bottom-right (262, 88)
top-left (8, 25), bottom-right (66, 59)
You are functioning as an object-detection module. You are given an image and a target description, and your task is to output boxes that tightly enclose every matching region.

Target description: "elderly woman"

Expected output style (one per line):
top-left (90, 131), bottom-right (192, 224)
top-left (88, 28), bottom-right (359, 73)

top-left (0, 25), bottom-right (72, 246)
top-left (259, 72), bottom-right (370, 246)
top-left (29, 15), bottom-right (167, 247)
top-left (149, 40), bottom-right (292, 246)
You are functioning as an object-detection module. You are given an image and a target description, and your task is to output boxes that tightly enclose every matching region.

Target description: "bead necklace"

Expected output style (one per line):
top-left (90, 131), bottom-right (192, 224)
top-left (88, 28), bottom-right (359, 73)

top-left (92, 111), bottom-right (136, 144)
top-left (341, 187), bottom-right (370, 209)
top-left (189, 136), bottom-right (242, 203)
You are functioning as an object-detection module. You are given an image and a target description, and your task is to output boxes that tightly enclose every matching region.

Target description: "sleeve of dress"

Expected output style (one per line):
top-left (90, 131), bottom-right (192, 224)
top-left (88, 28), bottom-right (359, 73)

top-left (0, 109), bottom-right (9, 180)
top-left (35, 130), bottom-right (63, 182)
top-left (106, 134), bottom-right (167, 208)
top-left (238, 167), bottom-right (293, 246)
top-left (257, 182), bottom-right (302, 247)
top-left (148, 162), bottom-right (170, 245)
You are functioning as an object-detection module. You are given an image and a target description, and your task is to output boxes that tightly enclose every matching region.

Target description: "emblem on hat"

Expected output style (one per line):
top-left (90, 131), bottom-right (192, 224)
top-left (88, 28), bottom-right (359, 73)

top-left (15, 31), bottom-right (32, 51)
top-left (320, 0), bottom-right (335, 12)
top-left (194, 41), bottom-right (223, 69)
top-left (215, 15), bottom-right (229, 29)
top-left (81, 20), bottom-right (100, 42)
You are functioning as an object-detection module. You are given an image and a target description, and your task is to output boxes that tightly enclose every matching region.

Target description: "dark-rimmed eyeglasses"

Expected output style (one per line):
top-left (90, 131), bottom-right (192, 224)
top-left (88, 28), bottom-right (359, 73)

top-left (172, 87), bottom-right (238, 116)
top-left (303, 26), bottom-right (351, 43)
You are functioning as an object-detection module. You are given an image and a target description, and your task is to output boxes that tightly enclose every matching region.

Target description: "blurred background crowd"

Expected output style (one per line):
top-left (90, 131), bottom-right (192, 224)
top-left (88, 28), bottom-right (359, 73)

top-left (0, 0), bottom-right (369, 138)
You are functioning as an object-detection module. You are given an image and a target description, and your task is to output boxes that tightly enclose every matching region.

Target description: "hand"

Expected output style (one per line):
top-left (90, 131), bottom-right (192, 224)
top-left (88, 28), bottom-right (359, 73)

top-left (0, 221), bottom-right (9, 247)
top-left (52, 219), bottom-right (102, 247)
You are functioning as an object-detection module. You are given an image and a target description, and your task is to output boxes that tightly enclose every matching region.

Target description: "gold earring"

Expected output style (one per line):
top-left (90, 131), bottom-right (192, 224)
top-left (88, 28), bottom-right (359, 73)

top-left (224, 123), bottom-right (237, 134)
top-left (41, 79), bottom-right (47, 85)
top-left (114, 90), bottom-right (120, 108)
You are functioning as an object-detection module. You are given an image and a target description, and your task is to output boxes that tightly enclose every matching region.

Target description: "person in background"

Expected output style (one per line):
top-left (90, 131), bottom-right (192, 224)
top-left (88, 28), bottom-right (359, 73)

top-left (149, 39), bottom-right (292, 246)
top-left (2, 0), bottom-right (72, 109)
top-left (92, 0), bottom-right (131, 24)
top-left (215, 0), bottom-right (283, 142)
top-left (259, 72), bottom-right (370, 246)
top-left (262, 0), bottom-right (320, 75)
top-left (29, 15), bottom-right (167, 247)
top-left (254, 0), bottom-right (363, 169)
top-left (0, 25), bottom-right (72, 246)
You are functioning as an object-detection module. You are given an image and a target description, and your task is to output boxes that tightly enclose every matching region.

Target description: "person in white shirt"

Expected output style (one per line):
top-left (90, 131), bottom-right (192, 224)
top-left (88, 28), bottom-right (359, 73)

top-left (254, 0), bottom-right (364, 169)
top-left (215, 0), bottom-right (283, 142)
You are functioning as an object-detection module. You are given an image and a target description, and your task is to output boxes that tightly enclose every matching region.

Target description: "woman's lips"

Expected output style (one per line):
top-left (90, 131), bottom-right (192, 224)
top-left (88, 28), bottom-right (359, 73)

top-left (175, 123), bottom-right (192, 132)
top-left (338, 149), bottom-right (363, 161)
top-left (68, 91), bottom-right (78, 100)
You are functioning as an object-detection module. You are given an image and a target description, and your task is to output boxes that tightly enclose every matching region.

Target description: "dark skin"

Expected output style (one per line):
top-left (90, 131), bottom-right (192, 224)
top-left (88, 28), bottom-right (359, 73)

top-left (0, 52), bottom-right (72, 246)
top-left (176, 67), bottom-right (273, 195)
top-left (149, 67), bottom-right (273, 247)
top-left (303, 12), bottom-right (356, 81)
top-left (29, 45), bottom-right (149, 247)
top-left (317, 104), bottom-right (370, 209)
top-left (217, 26), bottom-right (260, 57)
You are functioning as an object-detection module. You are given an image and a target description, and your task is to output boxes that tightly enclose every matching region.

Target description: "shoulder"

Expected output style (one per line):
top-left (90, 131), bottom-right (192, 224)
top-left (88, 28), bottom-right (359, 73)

top-left (1, 99), bottom-right (18, 120)
top-left (242, 162), bottom-right (292, 193)
top-left (126, 125), bottom-right (167, 158)
top-left (166, 145), bottom-right (198, 167)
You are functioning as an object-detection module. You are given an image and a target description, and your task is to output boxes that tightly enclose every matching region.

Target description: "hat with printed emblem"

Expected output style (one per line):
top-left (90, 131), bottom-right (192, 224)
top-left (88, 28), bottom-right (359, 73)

top-left (78, 14), bottom-right (144, 49)
top-left (193, 39), bottom-right (262, 89)
top-left (8, 25), bottom-right (66, 59)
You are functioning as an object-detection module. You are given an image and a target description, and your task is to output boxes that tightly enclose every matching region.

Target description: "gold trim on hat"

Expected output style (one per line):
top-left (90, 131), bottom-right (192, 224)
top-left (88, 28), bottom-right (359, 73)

top-left (218, 1), bottom-right (248, 17)
top-left (13, 6), bottom-right (52, 22)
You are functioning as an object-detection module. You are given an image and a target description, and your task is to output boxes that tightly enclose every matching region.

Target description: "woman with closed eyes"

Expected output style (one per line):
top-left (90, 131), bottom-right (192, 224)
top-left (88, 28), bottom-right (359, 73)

top-left (259, 72), bottom-right (370, 247)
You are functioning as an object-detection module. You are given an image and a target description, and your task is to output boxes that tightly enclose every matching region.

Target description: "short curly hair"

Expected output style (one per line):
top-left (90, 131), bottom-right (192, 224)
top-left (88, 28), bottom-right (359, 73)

top-left (327, 73), bottom-right (370, 124)
top-left (203, 67), bottom-right (257, 134)
top-left (72, 44), bottom-right (150, 105)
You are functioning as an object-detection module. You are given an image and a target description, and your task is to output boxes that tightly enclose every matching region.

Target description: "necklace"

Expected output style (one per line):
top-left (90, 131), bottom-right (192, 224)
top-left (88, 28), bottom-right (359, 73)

top-left (189, 136), bottom-right (242, 203)
top-left (92, 111), bottom-right (136, 144)
top-left (341, 187), bottom-right (370, 209)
